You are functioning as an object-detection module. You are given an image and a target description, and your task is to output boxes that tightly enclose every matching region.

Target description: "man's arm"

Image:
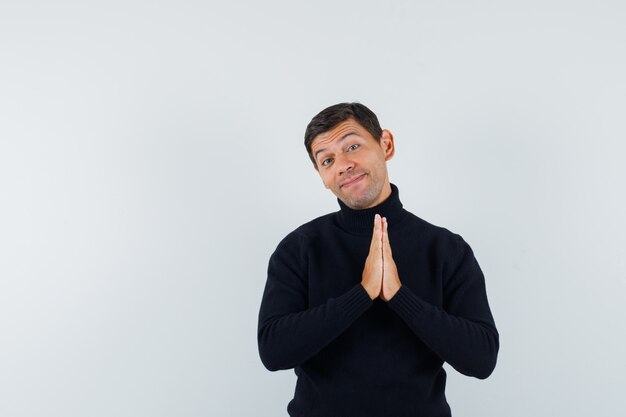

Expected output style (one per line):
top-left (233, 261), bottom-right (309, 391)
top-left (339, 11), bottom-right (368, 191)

top-left (384, 227), bottom-right (499, 379)
top-left (257, 224), bottom-right (381, 371)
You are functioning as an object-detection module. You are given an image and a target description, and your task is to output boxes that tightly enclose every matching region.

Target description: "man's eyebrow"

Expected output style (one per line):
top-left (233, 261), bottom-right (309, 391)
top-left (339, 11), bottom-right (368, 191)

top-left (313, 132), bottom-right (358, 160)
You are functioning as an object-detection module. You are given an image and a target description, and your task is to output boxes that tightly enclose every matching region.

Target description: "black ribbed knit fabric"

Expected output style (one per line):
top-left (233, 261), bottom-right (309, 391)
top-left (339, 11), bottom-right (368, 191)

top-left (258, 184), bottom-right (499, 417)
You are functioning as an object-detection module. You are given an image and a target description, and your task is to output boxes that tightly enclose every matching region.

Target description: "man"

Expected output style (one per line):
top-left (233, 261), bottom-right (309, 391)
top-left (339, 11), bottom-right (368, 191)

top-left (257, 102), bottom-right (499, 416)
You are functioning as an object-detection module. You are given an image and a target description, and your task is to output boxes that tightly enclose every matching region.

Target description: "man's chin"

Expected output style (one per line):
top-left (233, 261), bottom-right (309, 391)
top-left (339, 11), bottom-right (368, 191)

top-left (337, 192), bottom-right (376, 210)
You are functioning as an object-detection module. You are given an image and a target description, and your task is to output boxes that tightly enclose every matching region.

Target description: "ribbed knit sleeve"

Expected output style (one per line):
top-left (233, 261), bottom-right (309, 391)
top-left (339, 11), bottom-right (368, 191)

top-left (257, 232), bottom-right (373, 371)
top-left (387, 237), bottom-right (499, 379)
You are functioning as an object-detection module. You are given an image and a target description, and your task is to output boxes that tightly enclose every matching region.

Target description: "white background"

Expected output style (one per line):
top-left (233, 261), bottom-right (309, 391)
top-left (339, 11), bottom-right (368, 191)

top-left (1, 1), bottom-right (625, 416)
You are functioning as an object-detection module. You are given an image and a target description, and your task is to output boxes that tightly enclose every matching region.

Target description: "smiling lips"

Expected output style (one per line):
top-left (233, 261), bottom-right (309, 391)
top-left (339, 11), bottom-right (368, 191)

top-left (340, 173), bottom-right (366, 189)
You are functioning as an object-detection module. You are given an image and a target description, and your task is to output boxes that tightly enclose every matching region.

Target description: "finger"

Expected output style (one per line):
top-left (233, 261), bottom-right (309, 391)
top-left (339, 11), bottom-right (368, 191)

top-left (382, 217), bottom-right (392, 255)
top-left (375, 214), bottom-right (383, 250)
top-left (370, 214), bottom-right (381, 250)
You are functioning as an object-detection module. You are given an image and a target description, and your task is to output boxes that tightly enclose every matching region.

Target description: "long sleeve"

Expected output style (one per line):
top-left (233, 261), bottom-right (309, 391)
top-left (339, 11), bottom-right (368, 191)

top-left (257, 232), bottom-right (373, 371)
top-left (387, 237), bottom-right (499, 379)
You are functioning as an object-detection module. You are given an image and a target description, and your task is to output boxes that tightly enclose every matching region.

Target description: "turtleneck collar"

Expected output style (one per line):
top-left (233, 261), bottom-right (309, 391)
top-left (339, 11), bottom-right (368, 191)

top-left (335, 183), bottom-right (407, 235)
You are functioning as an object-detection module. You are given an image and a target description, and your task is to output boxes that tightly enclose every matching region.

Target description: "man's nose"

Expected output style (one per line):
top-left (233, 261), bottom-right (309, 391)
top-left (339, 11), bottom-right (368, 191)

top-left (336, 153), bottom-right (355, 176)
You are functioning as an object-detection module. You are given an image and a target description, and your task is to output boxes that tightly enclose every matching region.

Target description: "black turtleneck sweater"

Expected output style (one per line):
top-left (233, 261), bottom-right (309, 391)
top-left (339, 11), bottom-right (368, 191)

top-left (257, 185), bottom-right (499, 417)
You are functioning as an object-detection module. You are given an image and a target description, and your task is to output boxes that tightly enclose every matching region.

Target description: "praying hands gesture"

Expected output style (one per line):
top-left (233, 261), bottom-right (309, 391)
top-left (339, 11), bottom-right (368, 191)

top-left (361, 214), bottom-right (402, 301)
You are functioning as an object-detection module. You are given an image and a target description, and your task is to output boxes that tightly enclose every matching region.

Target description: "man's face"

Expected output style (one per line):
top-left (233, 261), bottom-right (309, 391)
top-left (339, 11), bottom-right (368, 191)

top-left (310, 118), bottom-right (395, 209)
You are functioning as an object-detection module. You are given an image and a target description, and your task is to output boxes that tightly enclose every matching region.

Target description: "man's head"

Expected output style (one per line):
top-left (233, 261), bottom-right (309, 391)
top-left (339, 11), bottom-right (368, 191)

top-left (304, 102), bottom-right (395, 210)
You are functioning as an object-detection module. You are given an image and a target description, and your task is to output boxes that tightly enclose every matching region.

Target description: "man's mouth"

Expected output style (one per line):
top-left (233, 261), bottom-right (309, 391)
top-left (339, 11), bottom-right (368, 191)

top-left (340, 174), bottom-right (366, 189)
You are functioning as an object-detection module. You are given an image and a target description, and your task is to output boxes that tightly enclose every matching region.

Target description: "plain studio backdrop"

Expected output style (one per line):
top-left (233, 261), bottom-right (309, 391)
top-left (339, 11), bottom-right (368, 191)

top-left (1, 1), bottom-right (625, 416)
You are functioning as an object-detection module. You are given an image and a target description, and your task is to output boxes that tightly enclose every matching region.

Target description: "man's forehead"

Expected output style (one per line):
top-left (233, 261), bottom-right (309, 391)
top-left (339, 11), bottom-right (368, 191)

top-left (311, 120), bottom-right (365, 149)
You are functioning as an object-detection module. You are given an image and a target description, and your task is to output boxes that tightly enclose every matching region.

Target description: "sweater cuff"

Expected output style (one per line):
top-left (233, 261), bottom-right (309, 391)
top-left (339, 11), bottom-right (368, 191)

top-left (386, 284), bottom-right (427, 319)
top-left (335, 283), bottom-right (374, 320)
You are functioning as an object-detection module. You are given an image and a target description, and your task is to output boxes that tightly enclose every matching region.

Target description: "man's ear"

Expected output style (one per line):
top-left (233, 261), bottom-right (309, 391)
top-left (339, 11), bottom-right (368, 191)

top-left (380, 129), bottom-right (395, 161)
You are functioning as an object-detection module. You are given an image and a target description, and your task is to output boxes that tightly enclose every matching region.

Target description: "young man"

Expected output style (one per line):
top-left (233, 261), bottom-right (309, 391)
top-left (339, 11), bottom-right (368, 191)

top-left (257, 103), bottom-right (499, 416)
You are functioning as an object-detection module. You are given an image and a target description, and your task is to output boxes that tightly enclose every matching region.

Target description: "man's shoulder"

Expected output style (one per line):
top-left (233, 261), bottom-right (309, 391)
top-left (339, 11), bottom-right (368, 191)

top-left (403, 210), bottom-right (468, 249)
top-left (298, 211), bottom-right (337, 232)
top-left (275, 211), bottom-right (337, 249)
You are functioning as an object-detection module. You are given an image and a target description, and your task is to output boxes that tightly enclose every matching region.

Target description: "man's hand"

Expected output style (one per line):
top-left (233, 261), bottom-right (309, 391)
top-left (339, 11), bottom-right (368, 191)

top-left (380, 217), bottom-right (401, 301)
top-left (361, 214), bottom-right (383, 300)
top-left (361, 215), bottom-right (402, 301)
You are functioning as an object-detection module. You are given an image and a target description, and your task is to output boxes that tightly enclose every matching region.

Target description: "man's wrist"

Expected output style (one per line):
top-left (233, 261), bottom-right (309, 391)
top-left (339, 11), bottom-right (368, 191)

top-left (384, 283), bottom-right (402, 301)
top-left (361, 282), bottom-right (378, 300)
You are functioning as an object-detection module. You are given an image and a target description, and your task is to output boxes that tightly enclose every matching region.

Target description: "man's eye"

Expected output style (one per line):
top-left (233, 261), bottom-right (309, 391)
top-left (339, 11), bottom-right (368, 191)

top-left (347, 144), bottom-right (359, 151)
top-left (321, 158), bottom-right (333, 166)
